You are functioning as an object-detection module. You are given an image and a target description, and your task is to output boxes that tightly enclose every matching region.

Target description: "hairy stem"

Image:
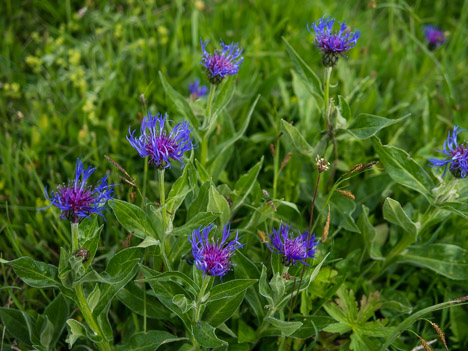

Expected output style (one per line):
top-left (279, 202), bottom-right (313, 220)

top-left (201, 85), bottom-right (217, 166)
top-left (71, 223), bottom-right (112, 351)
top-left (71, 222), bottom-right (79, 252)
top-left (158, 169), bottom-right (172, 271)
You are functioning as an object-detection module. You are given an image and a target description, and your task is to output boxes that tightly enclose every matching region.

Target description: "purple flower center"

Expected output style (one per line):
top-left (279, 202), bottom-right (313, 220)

top-left (200, 243), bottom-right (232, 276)
top-left (283, 238), bottom-right (307, 264)
top-left (144, 133), bottom-right (178, 167)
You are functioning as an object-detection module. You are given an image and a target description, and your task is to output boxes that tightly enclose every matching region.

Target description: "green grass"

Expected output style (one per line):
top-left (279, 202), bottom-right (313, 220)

top-left (1, 0), bottom-right (468, 350)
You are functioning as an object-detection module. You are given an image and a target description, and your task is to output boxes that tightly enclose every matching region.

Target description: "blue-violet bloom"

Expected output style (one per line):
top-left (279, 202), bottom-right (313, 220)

top-left (188, 79), bottom-right (208, 99)
top-left (266, 223), bottom-right (319, 266)
top-left (200, 39), bottom-right (244, 85)
top-left (423, 25), bottom-right (445, 50)
top-left (44, 158), bottom-right (114, 223)
top-left (127, 112), bottom-right (195, 169)
top-left (429, 126), bottom-right (468, 178)
top-left (189, 222), bottom-right (244, 277)
top-left (308, 15), bottom-right (360, 67)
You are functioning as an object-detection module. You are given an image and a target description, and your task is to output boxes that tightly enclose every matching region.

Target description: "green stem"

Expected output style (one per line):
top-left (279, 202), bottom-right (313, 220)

top-left (200, 135), bottom-right (208, 167)
top-left (75, 284), bottom-right (112, 351)
top-left (71, 224), bottom-right (112, 351)
top-left (158, 169), bottom-right (166, 229)
top-left (142, 157), bottom-right (149, 205)
top-left (194, 275), bottom-right (211, 323)
top-left (200, 85), bottom-right (217, 166)
top-left (158, 169), bottom-right (172, 271)
top-left (206, 84), bottom-right (216, 122)
top-left (272, 139), bottom-right (280, 200)
top-left (71, 222), bottom-right (79, 252)
top-left (323, 67), bottom-right (332, 119)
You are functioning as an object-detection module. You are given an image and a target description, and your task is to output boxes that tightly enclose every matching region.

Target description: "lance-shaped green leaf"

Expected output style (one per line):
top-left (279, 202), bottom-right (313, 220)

top-left (93, 247), bottom-right (144, 317)
top-left (0, 308), bottom-right (36, 346)
top-left (207, 185), bottom-right (230, 226)
top-left (207, 279), bottom-right (257, 302)
top-left (43, 294), bottom-right (69, 349)
top-left (201, 78), bottom-right (235, 133)
top-left (141, 266), bottom-right (192, 327)
top-left (383, 197), bottom-right (419, 237)
top-left (347, 113), bottom-right (410, 139)
top-left (396, 243), bottom-right (468, 280)
top-left (372, 137), bottom-right (434, 200)
top-left (0, 257), bottom-right (60, 288)
top-left (204, 292), bottom-right (246, 326)
top-left (191, 321), bottom-right (227, 348)
top-left (79, 218), bottom-right (103, 269)
top-left (117, 282), bottom-right (170, 319)
top-left (282, 37), bottom-right (323, 101)
top-left (231, 157), bottom-right (263, 213)
top-left (264, 317), bottom-right (303, 336)
top-left (171, 212), bottom-right (220, 237)
top-left (208, 95), bottom-right (260, 181)
top-left (116, 331), bottom-right (187, 351)
top-left (166, 160), bottom-right (195, 215)
top-left (139, 271), bottom-right (198, 298)
top-left (159, 71), bottom-right (199, 138)
top-left (232, 250), bottom-right (265, 320)
top-left (111, 200), bottom-right (157, 239)
top-left (281, 119), bottom-right (314, 158)
top-left (357, 206), bottom-right (385, 260)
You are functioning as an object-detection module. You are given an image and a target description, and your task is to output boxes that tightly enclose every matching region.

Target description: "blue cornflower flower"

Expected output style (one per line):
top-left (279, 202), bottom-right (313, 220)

top-left (188, 79), bottom-right (208, 99)
top-left (423, 25), bottom-right (445, 50)
top-left (200, 39), bottom-right (244, 85)
top-left (308, 15), bottom-right (360, 67)
top-left (127, 112), bottom-right (196, 169)
top-left (44, 158), bottom-right (114, 223)
top-left (429, 126), bottom-right (468, 178)
top-left (265, 223), bottom-right (319, 266)
top-left (189, 222), bottom-right (244, 277)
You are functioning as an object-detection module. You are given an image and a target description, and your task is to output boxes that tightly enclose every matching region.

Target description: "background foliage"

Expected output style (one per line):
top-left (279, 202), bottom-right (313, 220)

top-left (1, 0), bottom-right (468, 350)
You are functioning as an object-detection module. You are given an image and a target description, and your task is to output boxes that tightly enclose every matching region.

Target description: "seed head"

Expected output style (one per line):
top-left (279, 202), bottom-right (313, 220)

top-left (316, 155), bottom-right (330, 173)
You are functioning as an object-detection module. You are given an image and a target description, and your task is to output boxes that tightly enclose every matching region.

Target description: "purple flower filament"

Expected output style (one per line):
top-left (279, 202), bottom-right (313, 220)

top-left (127, 112), bottom-right (196, 169)
top-left (44, 158), bottom-right (114, 223)
top-left (189, 223), bottom-right (244, 277)
top-left (308, 15), bottom-right (360, 67)
top-left (266, 223), bottom-right (319, 266)
top-left (200, 39), bottom-right (244, 85)
top-left (188, 80), bottom-right (208, 99)
top-left (429, 126), bottom-right (468, 178)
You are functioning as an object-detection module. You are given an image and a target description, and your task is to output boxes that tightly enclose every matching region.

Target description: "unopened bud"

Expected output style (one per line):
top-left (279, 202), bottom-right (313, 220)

top-left (74, 248), bottom-right (90, 263)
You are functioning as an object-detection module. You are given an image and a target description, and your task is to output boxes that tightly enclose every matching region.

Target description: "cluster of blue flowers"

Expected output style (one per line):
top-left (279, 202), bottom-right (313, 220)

top-left (43, 13), bottom-right (454, 278)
